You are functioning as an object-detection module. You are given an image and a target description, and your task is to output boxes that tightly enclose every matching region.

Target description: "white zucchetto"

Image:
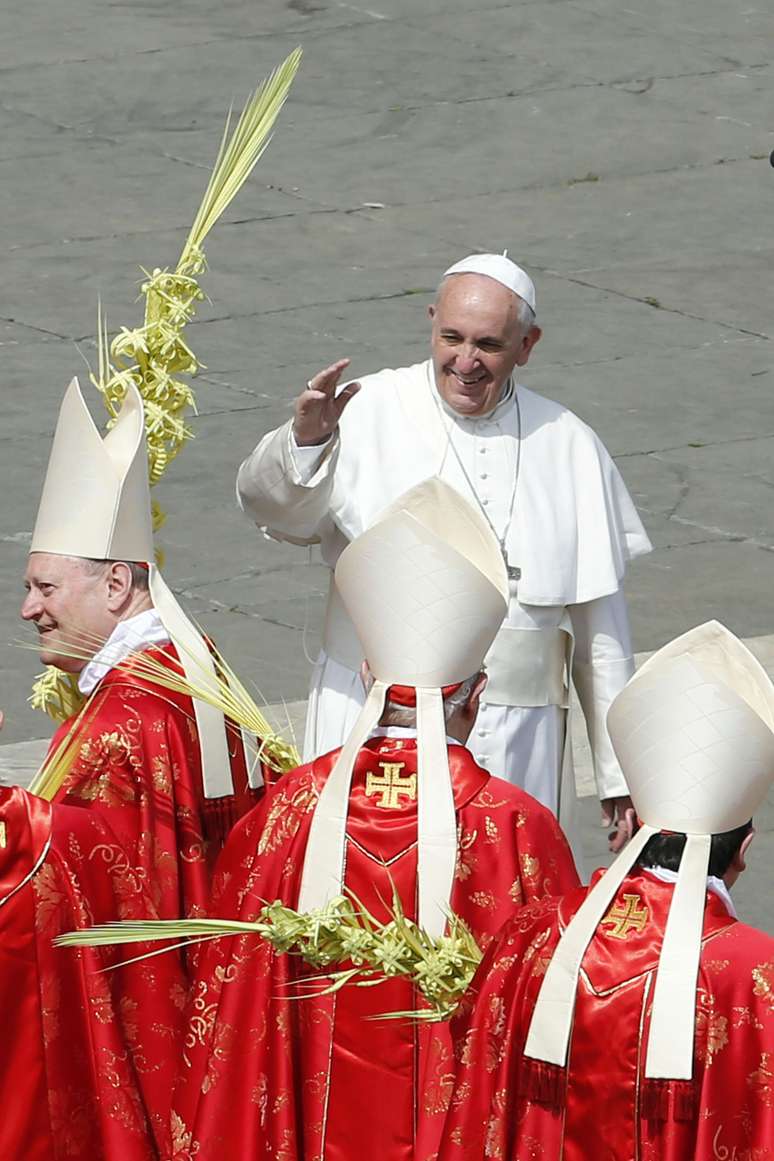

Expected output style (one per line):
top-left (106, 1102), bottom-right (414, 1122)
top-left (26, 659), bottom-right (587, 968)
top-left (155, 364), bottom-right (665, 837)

top-left (443, 252), bottom-right (536, 313)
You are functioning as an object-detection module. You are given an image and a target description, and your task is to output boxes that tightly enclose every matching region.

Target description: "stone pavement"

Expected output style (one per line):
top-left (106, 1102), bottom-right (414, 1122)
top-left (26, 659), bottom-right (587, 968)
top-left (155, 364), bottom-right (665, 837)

top-left (1, 0), bottom-right (773, 926)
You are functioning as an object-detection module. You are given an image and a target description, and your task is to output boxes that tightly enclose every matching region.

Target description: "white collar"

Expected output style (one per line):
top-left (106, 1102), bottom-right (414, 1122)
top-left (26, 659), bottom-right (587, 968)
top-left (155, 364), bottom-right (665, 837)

top-left (643, 866), bottom-right (738, 919)
top-left (367, 724), bottom-right (461, 747)
top-left (78, 607), bottom-right (170, 696)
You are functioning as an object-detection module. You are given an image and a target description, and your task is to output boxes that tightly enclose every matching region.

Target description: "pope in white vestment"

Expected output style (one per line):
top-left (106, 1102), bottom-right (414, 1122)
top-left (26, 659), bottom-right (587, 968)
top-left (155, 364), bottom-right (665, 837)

top-left (236, 254), bottom-right (651, 867)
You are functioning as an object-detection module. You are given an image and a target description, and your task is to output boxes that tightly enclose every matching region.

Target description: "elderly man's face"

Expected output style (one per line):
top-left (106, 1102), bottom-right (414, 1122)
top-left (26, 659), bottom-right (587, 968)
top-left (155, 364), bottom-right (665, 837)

top-left (21, 553), bottom-right (113, 672)
top-left (429, 274), bottom-right (541, 417)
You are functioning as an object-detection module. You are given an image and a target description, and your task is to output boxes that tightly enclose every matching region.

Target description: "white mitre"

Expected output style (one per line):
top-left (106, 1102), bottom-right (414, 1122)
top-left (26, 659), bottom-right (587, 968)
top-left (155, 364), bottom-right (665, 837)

top-left (443, 252), bottom-right (536, 313)
top-left (31, 377), bottom-right (254, 798)
top-left (524, 621), bottom-right (774, 1081)
top-left (297, 477), bottom-right (509, 936)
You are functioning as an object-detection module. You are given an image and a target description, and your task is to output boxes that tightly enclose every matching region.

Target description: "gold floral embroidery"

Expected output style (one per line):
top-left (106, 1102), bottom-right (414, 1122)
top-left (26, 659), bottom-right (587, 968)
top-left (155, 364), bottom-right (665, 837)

top-left (89, 842), bottom-right (147, 912)
top-left (39, 970), bottom-right (61, 1044)
top-left (752, 961), bottom-right (774, 1014)
top-left (508, 878), bottom-right (524, 906)
top-left (694, 991), bottom-right (729, 1066)
top-left (484, 816), bottom-right (499, 843)
top-left (748, 1050), bottom-right (774, 1107)
top-left (423, 1034), bottom-right (455, 1116)
top-left (257, 782), bottom-right (316, 855)
top-left (470, 889), bottom-right (496, 911)
top-left (732, 1005), bottom-right (764, 1031)
top-left (98, 1046), bottom-right (146, 1132)
top-left (169, 1109), bottom-right (200, 1159)
top-left (202, 1020), bottom-right (236, 1094)
top-left (455, 828), bottom-right (478, 881)
top-left (32, 863), bottom-right (67, 933)
top-left (66, 730), bottom-right (138, 805)
top-left (481, 995), bottom-right (507, 1073)
top-left (523, 928), bottom-right (552, 978)
top-left (152, 751), bottom-right (174, 796)
top-left (251, 1073), bottom-right (269, 1126)
top-left (484, 1112), bottom-right (504, 1159)
top-left (520, 852), bottom-right (540, 882)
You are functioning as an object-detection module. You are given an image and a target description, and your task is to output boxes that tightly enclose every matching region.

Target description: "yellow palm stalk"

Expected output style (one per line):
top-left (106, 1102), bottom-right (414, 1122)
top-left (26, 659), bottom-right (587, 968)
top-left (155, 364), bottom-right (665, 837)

top-left (32, 46), bottom-right (303, 722)
top-left (28, 696), bottom-right (101, 800)
top-left (117, 642), bottom-right (300, 774)
top-left (20, 630), bottom-right (300, 777)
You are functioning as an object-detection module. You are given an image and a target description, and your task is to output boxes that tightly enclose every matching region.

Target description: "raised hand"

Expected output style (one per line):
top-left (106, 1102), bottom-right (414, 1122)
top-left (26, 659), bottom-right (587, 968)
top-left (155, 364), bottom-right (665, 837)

top-left (293, 358), bottom-right (361, 447)
top-left (602, 795), bottom-right (636, 853)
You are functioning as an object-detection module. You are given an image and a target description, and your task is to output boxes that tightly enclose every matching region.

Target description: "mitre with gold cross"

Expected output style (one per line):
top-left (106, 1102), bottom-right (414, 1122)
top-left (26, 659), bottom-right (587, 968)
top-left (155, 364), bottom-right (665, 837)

top-left (297, 477), bottom-right (509, 938)
top-left (30, 376), bottom-right (256, 799)
top-left (524, 620), bottom-right (774, 1082)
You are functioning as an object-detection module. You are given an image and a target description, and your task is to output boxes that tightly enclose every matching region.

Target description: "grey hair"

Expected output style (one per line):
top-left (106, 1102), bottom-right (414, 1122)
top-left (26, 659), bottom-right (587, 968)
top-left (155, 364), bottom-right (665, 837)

top-left (436, 274), bottom-right (537, 333)
top-left (77, 557), bottom-right (150, 592)
top-left (379, 672), bottom-right (482, 729)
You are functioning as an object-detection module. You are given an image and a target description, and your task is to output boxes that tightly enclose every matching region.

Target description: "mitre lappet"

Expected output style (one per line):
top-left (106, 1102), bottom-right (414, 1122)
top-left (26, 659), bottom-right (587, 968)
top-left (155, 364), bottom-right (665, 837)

top-left (524, 620), bottom-right (774, 1080)
top-left (297, 477), bottom-right (509, 937)
top-left (31, 377), bottom-right (256, 798)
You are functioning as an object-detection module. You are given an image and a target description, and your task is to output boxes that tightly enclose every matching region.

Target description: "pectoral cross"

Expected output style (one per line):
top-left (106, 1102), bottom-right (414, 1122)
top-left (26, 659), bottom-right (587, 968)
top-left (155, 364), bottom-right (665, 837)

top-left (365, 762), bottom-right (417, 810)
top-left (499, 539), bottom-right (521, 583)
top-left (600, 893), bottom-right (649, 940)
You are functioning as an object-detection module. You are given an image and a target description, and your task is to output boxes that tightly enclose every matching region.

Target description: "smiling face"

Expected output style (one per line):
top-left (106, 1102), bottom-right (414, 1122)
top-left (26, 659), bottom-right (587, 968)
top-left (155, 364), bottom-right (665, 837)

top-left (429, 273), bottom-right (541, 417)
top-left (21, 553), bottom-right (115, 672)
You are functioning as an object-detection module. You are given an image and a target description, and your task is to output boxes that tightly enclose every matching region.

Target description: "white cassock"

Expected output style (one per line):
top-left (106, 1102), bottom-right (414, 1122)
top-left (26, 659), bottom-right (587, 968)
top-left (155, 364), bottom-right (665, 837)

top-left (237, 360), bottom-right (651, 869)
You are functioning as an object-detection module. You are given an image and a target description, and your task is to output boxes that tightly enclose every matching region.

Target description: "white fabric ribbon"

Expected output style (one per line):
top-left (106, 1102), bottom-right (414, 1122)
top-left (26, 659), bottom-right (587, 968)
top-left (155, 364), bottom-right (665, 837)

top-left (524, 823), bottom-right (656, 1066)
top-left (525, 825), bottom-right (719, 1081)
top-left (148, 566), bottom-right (236, 799)
top-left (298, 682), bottom-right (460, 937)
top-left (416, 687), bottom-right (458, 938)
top-left (298, 678), bottom-right (388, 912)
top-left (645, 833), bottom-right (712, 1079)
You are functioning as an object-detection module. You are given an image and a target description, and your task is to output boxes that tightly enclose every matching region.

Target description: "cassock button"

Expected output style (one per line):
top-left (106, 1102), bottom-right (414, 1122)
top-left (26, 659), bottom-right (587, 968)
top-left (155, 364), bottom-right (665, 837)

top-left (481, 497), bottom-right (490, 505)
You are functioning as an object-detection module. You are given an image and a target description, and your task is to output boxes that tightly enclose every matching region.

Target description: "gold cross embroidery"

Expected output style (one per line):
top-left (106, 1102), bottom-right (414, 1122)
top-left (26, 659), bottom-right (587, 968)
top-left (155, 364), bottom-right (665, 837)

top-left (603, 891), bottom-right (649, 938)
top-left (365, 762), bottom-right (417, 810)
top-left (600, 893), bottom-right (649, 940)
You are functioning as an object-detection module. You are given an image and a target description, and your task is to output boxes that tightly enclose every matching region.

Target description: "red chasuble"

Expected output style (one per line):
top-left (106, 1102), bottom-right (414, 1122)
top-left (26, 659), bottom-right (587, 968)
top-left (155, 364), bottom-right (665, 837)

top-left (0, 784), bottom-right (184, 1160)
top-left (168, 736), bottom-right (579, 1161)
top-left (439, 868), bottom-right (774, 1161)
top-left (48, 644), bottom-right (259, 921)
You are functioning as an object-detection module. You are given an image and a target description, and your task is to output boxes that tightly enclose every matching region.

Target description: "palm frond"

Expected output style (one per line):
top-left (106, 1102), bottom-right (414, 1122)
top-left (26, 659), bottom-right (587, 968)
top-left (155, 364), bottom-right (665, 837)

top-left (179, 47), bottom-right (302, 268)
top-left (28, 695), bottom-right (101, 800)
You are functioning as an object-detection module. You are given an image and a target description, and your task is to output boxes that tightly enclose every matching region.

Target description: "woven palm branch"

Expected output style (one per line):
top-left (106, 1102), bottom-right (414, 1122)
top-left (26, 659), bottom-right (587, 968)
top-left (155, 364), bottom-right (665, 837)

top-left (31, 47), bottom-right (303, 722)
top-left (56, 889), bottom-right (482, 1020)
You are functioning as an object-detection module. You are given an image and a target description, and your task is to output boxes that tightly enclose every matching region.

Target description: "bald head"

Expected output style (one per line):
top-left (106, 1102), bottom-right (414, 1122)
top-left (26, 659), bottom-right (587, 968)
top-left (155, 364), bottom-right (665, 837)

top-left (428, 273), bottom-right (541, 417)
